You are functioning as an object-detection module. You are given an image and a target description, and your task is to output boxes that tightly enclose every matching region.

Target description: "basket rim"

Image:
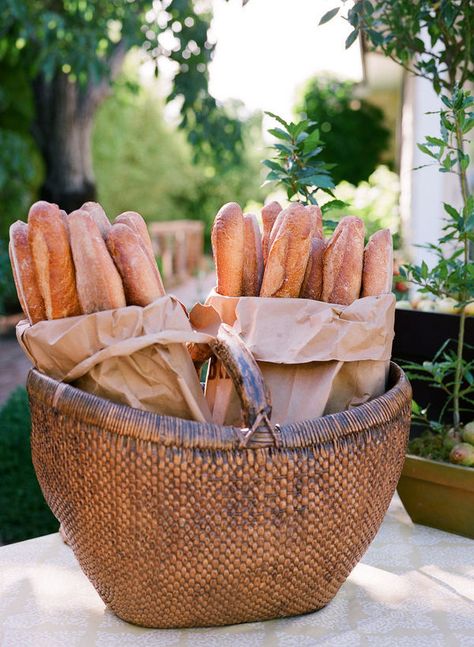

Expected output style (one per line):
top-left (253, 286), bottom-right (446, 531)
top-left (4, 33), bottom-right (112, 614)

top-left (27, 362), bottom-right (411, 450)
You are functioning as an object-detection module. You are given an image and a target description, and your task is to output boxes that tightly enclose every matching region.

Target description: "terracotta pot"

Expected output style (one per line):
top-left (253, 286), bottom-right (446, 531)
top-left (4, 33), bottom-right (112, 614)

top-left (397, 454), bottom-right (474, 539)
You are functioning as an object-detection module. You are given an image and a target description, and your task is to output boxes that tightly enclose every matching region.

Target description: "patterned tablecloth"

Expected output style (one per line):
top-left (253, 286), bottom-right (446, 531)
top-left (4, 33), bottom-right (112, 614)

top-left (1, 494), bottom-right (473, 647)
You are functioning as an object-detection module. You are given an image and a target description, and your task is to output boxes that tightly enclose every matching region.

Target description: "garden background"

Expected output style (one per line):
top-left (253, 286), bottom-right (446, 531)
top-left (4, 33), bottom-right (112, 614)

top-left (1, 0), bottom-right (472, 544)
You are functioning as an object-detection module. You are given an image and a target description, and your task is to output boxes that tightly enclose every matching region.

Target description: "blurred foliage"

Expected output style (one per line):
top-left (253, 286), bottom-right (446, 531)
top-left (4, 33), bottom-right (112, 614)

top-left (0, 63), bottom-right (42, 240)
top-left (0, 387), bottom-right (58, 544)
top-left (93, 70), bottom-right (266, 248)
top-left (0, 0), bottom-right (242, 167)
top-left (328, 165), bottom-right (401, 247)
top-left (0, 239), bottom-right (19, 315)
top-left (0, 1), bottom-right (249, 241)
top-left (297, 76), bottom-right (390, 186)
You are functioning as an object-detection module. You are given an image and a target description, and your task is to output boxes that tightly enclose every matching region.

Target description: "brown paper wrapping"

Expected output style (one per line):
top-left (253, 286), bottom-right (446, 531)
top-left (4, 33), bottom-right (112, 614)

top-left (201, 289), bottom-right (395, 426)
top-left (17, 295), bottom-right (213, 422)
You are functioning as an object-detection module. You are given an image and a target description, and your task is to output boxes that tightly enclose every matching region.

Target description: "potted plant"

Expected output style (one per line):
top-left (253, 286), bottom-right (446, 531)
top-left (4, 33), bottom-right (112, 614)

top-left (323, 0), bottom-right (474, 537)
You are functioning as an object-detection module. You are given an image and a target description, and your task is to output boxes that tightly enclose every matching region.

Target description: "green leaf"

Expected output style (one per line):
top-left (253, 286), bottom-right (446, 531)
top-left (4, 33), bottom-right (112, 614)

top-left (265, 170), bottom-right (284, 182)
top-left (300, 174), bottom-right (335, 189)
top-left (265, 112), bottom-right (289, 128)
top-left (319, 7), bottom-right (340, 26)
top-left (417, 143), bottom-right (436, 158)
top-left (465, 214), bottom-right (474, 232)
top-left (321, 199), bottom-right (347, 214)
top-left (411, 400), bottom-right (422, 415)
top-left (441, 94), bottom-right (452, 108)
top-left (302, 129), bottom-right (321, 154)
top-left (443, 203), bottom-right (459, 219)
top-left (462, 117), bottom-right (474, 134)
top-left (363, 1), bottom-right (374, 15)
top-left (274, 143), bottom-right (293, 154)
top-left (367, 29), bottom-right (384, 46)
top-left (296, 131), bottom-right (309, 144)
top-left (345, 29), bottom-right (359, 49)
top-left (426, 136), bottom-right (445, 147)
top-left (262, 159), bottom-right (284, 172)
top-left (323, 219), bottom-right (339, 232)
top-left (268, 127), bottom-right (291, 141)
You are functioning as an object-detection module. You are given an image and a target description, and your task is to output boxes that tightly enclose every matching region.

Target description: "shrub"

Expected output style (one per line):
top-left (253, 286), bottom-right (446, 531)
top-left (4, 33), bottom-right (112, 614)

top-left (0, 387), bottom-right (58, 544)
top-left (297, 76), bottom-right (391, 186)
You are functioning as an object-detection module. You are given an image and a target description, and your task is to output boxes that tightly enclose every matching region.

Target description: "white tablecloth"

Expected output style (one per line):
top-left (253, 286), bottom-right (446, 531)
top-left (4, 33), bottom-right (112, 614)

top-left (1, 495), bottom-right (473, 647)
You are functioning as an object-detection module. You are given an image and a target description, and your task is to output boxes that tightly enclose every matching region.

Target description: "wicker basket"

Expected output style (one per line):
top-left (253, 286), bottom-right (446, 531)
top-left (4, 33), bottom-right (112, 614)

top-left (27, 326), bottom-right (411, 629)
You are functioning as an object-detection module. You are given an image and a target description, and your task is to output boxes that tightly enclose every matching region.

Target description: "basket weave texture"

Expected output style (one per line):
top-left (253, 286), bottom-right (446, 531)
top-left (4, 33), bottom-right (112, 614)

top-left (28, 363), bottom-right (411, 628)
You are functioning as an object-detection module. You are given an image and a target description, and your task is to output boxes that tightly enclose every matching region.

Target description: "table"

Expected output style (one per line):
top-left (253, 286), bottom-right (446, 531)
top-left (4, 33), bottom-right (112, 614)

top-left (1, 495), bottom-right (473, 647)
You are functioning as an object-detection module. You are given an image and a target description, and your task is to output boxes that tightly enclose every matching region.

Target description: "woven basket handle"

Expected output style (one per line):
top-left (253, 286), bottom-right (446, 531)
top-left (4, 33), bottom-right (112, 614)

top-left (208, 324), bottom-right (279, 448)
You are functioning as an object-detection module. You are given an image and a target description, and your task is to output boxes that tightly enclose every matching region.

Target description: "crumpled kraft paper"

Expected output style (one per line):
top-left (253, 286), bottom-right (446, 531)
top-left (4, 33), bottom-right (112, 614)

top-left (198, 290), bottom-right (395, 426)
top-left (17, 295), bottom-right (213, 422)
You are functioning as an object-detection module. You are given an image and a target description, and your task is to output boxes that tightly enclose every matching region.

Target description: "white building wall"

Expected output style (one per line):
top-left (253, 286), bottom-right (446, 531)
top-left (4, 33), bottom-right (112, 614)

top-left (400, 74), bottom-right (463, 269)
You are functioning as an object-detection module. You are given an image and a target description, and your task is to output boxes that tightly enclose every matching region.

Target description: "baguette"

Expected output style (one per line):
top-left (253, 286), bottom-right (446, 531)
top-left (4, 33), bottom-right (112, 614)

top-left (81, 202), bottom-right (111, 238)
top-left (361, 228), bottom-right (393, 297)
top-left (28, 201), bottom-right (82, 319)
top-left (9, 221), bottom-right (46, 324)
top-left (114, 211), bottom-right (164, 294)
top-left (106, 223), bottom-right (166, 306)
top-left (260, 204), bottom-right (312, 298)
top-left (267, 202), bottom-right (302, 252)
top-left (321, 216), bottom-right (365, 305)
top-left (68, 210), bottom-right (126, 313)
top-left (242, 213), bottom-right (264, 296)
top-left (211, 202), bottom-right (244, 297)
top-left (299, 237), bottom-right (326, 300)
top-left (305, 204), bottom-right (323, 239)
top-left (261, 201), bottom-right (282, 265)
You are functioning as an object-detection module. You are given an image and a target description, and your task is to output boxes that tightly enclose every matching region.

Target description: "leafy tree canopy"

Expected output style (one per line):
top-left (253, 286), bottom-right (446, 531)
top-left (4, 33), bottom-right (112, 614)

top-left (321, 0), bottom-right (474, 93)
top-left (0, 0), bottom-right (242, 165)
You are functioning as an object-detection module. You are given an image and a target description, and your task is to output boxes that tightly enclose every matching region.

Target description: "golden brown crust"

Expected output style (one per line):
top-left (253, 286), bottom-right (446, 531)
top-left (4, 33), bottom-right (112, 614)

top-left (300, 237), bottom-right (326, 300)
top-left (321, 216), bottom-right (365, 305)
top-left (106, 223), bottom-right (166, 306)
top-left (114, 211), bottom-right (164, 294)
top-left (211, 202), bottom-right (244, 297)
top-left (81, 202), bottom-right (111, 238)
top-left (361, 228), bottom-right (393, 297)
top-left (68, 210), bottom-right (126, 313)
top-left (242, 213), bottom-right (264, 296)
top-left (28, 201), bottom-right (82, 319)
top-left (9, 221), bottom-right (46, 324)
top-left (186, 342), bottom-right (213, 374)
top-left (261, 201), bottom-right (282, 265)
top-left (260, 204), bottom-right (312, 298)
top-left (305, 205), bottom-right (324, 239)
top-left (267, 202), bottom-right (303, 253)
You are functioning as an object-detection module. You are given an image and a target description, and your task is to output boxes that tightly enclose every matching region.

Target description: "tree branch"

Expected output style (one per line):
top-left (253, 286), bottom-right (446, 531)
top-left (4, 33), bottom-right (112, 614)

top-left (85, 40), bottom-right (128, 113)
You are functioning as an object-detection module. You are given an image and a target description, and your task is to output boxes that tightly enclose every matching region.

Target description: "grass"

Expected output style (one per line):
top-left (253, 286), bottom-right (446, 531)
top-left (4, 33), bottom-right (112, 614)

top-left (0, 387), bottom-right (58, 544)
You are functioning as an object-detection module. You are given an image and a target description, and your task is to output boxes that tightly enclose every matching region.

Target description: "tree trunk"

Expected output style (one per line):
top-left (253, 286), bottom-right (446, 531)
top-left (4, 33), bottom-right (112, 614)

top-left (32, 73), bottom-right (98, 211)
top-left (31, 45), bottom-right (126, 212)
